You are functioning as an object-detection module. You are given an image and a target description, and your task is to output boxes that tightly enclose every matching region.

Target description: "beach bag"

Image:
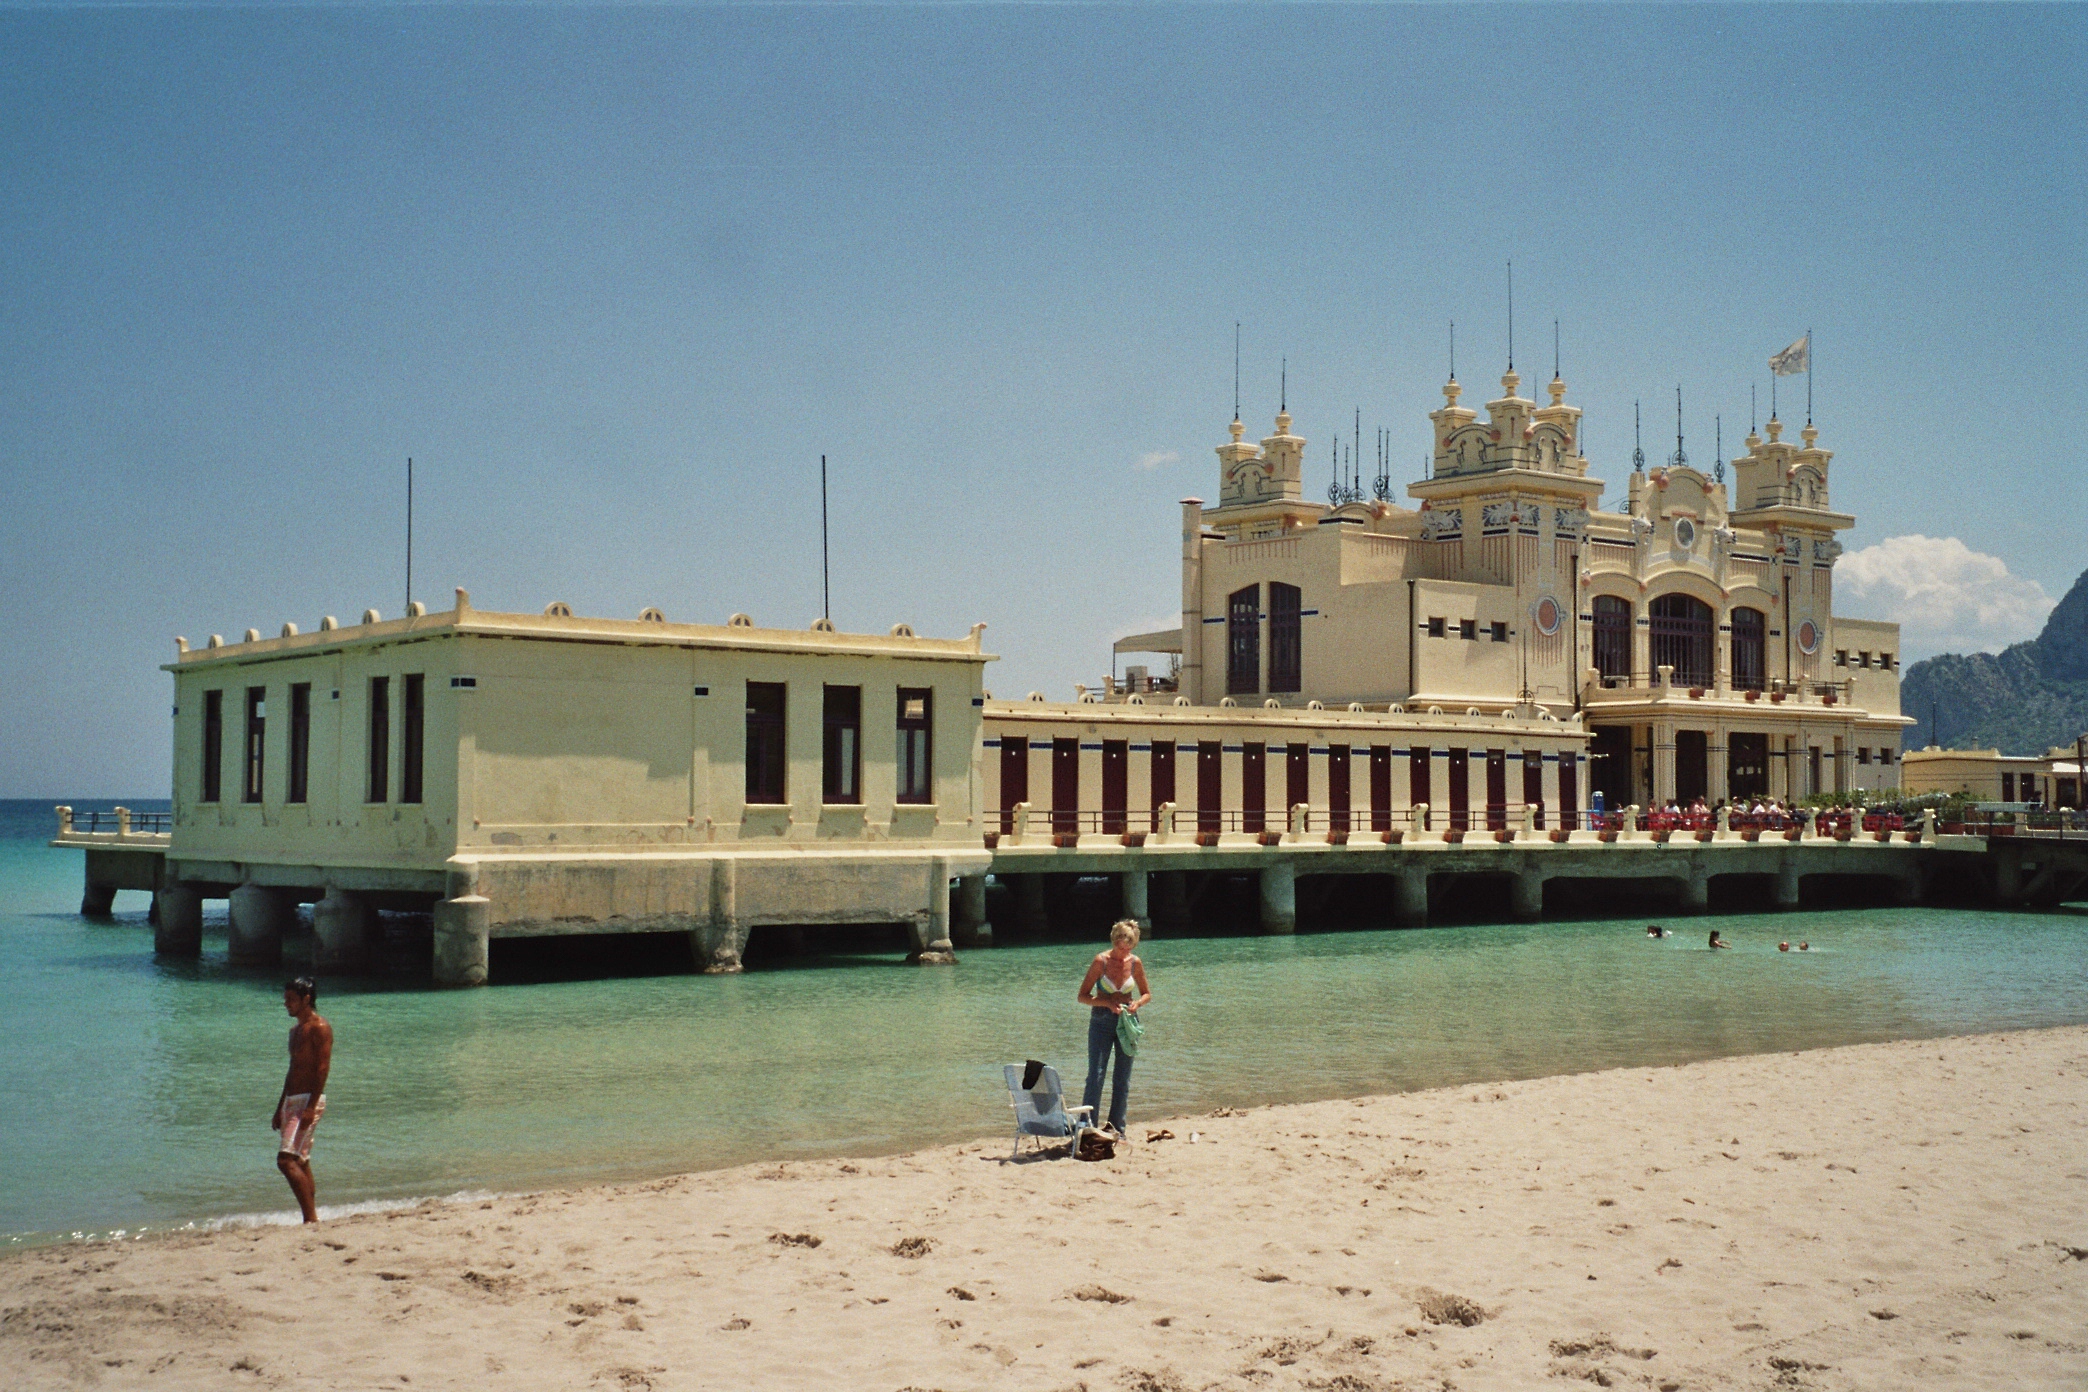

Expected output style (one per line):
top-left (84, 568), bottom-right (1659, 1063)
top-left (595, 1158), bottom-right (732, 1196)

top-left (1115, 1008), bottom-right (1144, 1058)
top-left (1075, 1127), bottom-right (1116, 1162)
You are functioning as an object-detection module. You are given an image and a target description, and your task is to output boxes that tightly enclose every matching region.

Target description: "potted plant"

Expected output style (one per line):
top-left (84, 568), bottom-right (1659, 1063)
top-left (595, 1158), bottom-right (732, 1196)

top-left (1823, 692), bottom-right (1839, 706)
top-left (1120, 830), bottom-right (1147, 848)
top-left (1740, 828), bottom-right (1760, 843)
top-left (1783, 826), bottom-right (1802, 842)
top-left (1769, 690), bottom-right (1786, 702)
top-left (1381, 828), bottom-right (1404, 845)
top-left (1548, 828), bottom-right (1570, 843)
top-left (1695, 829), bottom-right (1714, 842)
top-left (1326, 830), bottom-right (1349, 846)
top-left (1258, 829), bottom-right (1284, 847)
top-left (1744, 689), bottom-right (1761, 703)
top-left (1053, 833), bottom-right (1080, 849)
top-left (1444, 829), bottom-right (1466, 844)
top-left (1597, 829), bottom-right (1619, 844)
top-left (1689, 687), bottom-right (1706, 699)
top-left (1493, 829), bottom-right (1515, 844)
top-left (1650, 828), bottom-right (1671, 844)
top-left (983, 831), bottom-right (1001, 850)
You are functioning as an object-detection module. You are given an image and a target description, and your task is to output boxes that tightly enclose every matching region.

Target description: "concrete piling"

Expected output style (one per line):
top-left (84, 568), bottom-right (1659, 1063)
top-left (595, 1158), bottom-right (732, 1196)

top-left (228, 884), bottom-right (294, 966)
top-left (313, 890), bottom-right (375, 973)
top-left (1258, 863), bottom-right (1297, 934)
top-left (1510, 868), bottom-right (1544, 921)
top-left (153, 883), bottom-right (203, 958)
top-left (1393, 869), bottom-right (1428, 927)
top-left (80, 878), bottom-right (117, 918)
top-left (952, 874), bottom-right (992, 947)
top-left (432, 895), bottom-right (491, 987)
top-left (1119, 870), bottom-right (1151, 935)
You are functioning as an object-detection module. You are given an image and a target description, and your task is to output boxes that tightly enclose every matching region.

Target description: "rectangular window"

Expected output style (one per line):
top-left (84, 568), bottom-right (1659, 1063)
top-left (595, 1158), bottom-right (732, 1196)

top-left (2002, 771), bottom-right (2015, 802)
top-left (1101, 740), bottom-right (1127, 835)
top-left (1427, 617), bottom-right (1446, 638)
top-left (366, 677), bottom-right (390, 803)
top-left (287, 683), bottom-right (311, 804)
top-left (1409, 746), bottom-right (1431, 815)
top-left (1149, 740), bottom-right (1175, 832)
top-left (1523, 750), bottom-right (1545, 829)
top-left (1369, 745), bottom-right (1391, 832)
top-left (1857, 746), bottom-right (1872, 765)
top-left (243, 687), bottom-right (266, 803)
top-left (1196, 740), bottom-right (1222, 834)
top-left (999, 736), bottom-right (1028, 833)
top-left (1857, 651), bottom-right (1872, 669)
top-left (1881, 746), bottom-right (1894, 765)
top-left (1328, 745), bottom-right (1351, 833)
top-left (895, 687), bottom-right (931, 804)
top-left (1268, 583), bottom-right (1302, 693)
top-left (745, 681), bottom-right (787, 805)
top-left (1833, 649), bottom-right (1848, 667)
top-left (400, 674), bottom-right (425, 805)
top-left (1051, 738), bottom-right (1079, 835)
top-left (201, 689), bottom-right (224, 802)
top-left (1459, 619), bottom-right (1477, 641)
top-left (1559, 751), bottom-right (1579, 831)
top-left (1227, 586), bottom-right (1261, 695)
top-left (1489, 621), bottom-right (1509, 643)
top-left (1879, 652), bottom-right (1893, 670)
top-left (1484, 748), bottom-right (1507, 830)
top-left (1447, 748), bottom-right (1470, 830)
top-left (1286, 743), bottom-right (1309, 816)
top-left (823, 685), bottom-right (862, 804)
top-left (1241, 743), bottom-right (1266, 834)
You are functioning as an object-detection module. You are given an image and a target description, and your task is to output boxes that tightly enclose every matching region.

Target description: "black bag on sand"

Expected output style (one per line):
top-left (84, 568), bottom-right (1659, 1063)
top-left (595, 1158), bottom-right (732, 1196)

top-left (1075, 1127), bottom-right (1116, 1162)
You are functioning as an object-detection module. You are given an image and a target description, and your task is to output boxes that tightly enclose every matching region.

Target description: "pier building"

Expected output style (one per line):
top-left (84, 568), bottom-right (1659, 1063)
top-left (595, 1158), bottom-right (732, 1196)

top-left (1112, 373), bottom-right (1910, 815)
top-left (140, 591), bottom-right (991, 984)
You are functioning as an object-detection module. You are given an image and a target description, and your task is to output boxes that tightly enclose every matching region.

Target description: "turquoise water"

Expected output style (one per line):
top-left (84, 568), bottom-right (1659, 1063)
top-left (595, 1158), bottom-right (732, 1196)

top-left (4, 798), bottom-right (2086, 1248)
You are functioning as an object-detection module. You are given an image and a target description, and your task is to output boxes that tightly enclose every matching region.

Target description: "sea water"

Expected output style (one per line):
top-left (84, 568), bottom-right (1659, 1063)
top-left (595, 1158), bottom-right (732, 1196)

top-left (4, 798), bottom-right (2085, 1248)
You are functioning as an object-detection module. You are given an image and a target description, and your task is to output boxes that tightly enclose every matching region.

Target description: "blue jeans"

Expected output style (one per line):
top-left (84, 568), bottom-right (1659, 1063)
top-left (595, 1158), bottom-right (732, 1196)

top-left (1084, 1007), bottom-right (1132, 1133)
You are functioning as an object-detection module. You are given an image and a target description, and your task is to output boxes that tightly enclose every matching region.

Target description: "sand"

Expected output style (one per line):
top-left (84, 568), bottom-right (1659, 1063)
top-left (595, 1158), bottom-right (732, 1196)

top-left (4, 1027), bottom-right (2084, 1392)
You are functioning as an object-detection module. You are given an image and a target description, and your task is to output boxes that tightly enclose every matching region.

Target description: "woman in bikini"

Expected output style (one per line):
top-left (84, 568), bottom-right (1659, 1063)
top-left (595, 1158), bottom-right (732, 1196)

top-left (1077, 919), bottom-right (1152, 1137)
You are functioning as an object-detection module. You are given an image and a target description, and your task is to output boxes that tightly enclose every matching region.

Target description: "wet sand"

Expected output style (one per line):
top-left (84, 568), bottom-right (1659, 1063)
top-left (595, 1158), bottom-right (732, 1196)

top-left (4, 1026), bottom-right (2083, 1391)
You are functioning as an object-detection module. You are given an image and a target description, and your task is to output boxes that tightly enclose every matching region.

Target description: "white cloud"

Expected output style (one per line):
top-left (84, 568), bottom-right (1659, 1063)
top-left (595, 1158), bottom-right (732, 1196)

top-left (1134, 450), bottom-right (1180, 472)
top-left (1836, 534), bottom-right (2054, 659)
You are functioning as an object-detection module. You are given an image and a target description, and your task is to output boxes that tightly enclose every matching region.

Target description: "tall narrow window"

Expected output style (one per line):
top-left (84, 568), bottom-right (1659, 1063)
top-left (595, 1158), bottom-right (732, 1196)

top-left (999, 737), bottom-right (1029, 833)
top-left (745, 681), bottom-right (787, 804)
top-left (1731, 607), bottom-right (1766, 691)
top-left (1149, 740), bottom-right (1175, 832)
top-left (1369, 745), bottom-right (1392, 832)
top-left (1484, 748), bottom-right (1507, 830)
top-left (1101, 741), bottom-right (1127, 835)
top-left (1447, 748), bottom-right (1470, 831)
top-left (1328, 745), bottom-right (1351, 833)
top-left (895, 688), bottom-right (932, 804)
top-left (1649, 593), bottom-right (1714, 687)
top-left (1227, 585), bottom-right (1260, 695)
top-left (1196, 740), bottom-right (1222, 833)
top-left (1409, 746), bottom-right (1431, 817)
top-left (1268, 583), bottom-right (1302, 693)
top-left (1592, 596), bottom-right (1633, 682)
top-left (1051, 738), bottom-right (1080, 835)
top-left (366, 677), bottom-right (390, 803)
top-left (823, 685), bottom-right (862, 803)
top-left (1523, 749), bottom-right (1545, 829)
top-left (1241, 743), bottom-right (1267, 834)
top-left (243, 687), bottom-right (266, 803)
top-left (1558, 751), bottom-right (1579, 831)
top-left (201, 689), bottom-right (224, 803)
top-left (287, 683), bottom-right (311, 804)
top-left (1286, 744), bottom-right (1309, 817)
top-left (400, 674), bottom-right (425, 805)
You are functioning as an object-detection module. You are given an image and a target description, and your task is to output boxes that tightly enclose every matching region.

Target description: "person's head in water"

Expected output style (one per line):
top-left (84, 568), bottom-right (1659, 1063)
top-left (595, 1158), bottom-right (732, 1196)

top-left (1778, 941), bottom-right (1791, 952)
top-left (1647, 924), bottom-right (1662, 937)
top-left (1108, 919), bottom-right (1141, 953)
top-left (1798, 941), bottom-right (1811, 951)
top-left (1708, 930), bottom-right (1727, 949)
top-left (283, 976), bottom-right (317, 1016)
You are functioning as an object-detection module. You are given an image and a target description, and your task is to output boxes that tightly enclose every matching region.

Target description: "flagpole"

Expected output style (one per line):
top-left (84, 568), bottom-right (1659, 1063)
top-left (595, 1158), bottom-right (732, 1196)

top-left (1806, 326), bottom-right (1813, 425)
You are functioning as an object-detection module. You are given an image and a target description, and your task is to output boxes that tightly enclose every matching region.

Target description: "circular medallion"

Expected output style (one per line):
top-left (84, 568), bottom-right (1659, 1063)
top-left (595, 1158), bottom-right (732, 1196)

top-left (1532, 595), bottom-right (1563, 637)
top-left (1796, 619), bottom-right (1819, 655)
top-left (1674, 518), bottom-right (1697, 549)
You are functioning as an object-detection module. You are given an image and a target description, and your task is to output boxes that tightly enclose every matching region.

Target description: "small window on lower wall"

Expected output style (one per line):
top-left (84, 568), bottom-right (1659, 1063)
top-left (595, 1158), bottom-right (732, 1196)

top-left (896, 688), bottom-right (933, 804)
top-left (1857, 747), bottom-right (1871, 765)
top-left (822, 685), bottom-right (861, 804)
top-left (1489, 621), bottom-right (1508, 643)
top-left (1427, 617), bottom-right (1446, 638)
top-left (1459, 619), bottom-right (1477, 641)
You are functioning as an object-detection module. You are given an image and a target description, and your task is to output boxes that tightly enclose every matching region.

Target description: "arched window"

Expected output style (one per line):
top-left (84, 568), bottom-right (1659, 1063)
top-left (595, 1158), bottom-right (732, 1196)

top-left (1227, 585), bottom-right (1260, 695)
top-left (1731, 606), bottom-right (1766, 691)
top-left (1268, 583), bottom-right (1301, 693)
top-left (1649, 593), bottom-right (1714, 687)
top-left (1592, 596), bottom-right (1632, 683)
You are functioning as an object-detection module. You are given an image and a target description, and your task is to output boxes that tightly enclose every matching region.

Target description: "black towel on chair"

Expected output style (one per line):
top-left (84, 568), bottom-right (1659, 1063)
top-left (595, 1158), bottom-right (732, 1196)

top-left (1022, 1059), bottom-right (1045, 1091)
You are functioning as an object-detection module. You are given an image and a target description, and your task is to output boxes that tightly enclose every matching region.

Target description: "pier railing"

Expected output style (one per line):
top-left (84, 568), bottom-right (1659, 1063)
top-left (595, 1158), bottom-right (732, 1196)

top-left (51, 805), bottom-right (173, 843)
top-left (1938, 808), bottom-right (2088, 840)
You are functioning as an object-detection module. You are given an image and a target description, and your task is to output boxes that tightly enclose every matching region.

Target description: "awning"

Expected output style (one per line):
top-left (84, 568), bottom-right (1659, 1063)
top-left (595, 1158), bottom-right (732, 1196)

top-left (1112, 627), bottom-right (1182, 656)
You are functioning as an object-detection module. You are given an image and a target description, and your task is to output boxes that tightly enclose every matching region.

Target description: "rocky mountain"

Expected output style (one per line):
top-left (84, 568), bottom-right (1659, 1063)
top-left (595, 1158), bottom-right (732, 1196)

top-left (1900, 568), bottom-right (2088, 754)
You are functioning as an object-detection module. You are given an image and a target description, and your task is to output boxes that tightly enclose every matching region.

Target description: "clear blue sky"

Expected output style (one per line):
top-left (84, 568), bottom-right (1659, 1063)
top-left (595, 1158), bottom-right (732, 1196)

top-left (3, 3), bottom-right (2083, 797)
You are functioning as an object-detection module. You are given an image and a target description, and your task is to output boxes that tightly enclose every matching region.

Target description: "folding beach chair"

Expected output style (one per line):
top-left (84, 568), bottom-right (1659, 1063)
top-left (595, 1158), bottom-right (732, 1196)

top-left (1003, 1062), bottom-right (1092, 1158)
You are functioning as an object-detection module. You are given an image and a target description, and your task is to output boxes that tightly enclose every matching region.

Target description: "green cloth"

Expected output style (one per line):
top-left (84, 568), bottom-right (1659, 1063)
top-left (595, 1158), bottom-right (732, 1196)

top-left (1116, 1008), bottom-right (1144, 1057)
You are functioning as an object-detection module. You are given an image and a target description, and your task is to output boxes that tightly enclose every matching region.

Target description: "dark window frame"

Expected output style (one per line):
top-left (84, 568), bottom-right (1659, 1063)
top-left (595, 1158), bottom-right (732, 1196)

top-left (1731, 606), bottom-right (1767, 692)
top-left (1592, 596), bottom-right (1633, 681)
top-left (1267, 583), bottom-right (1302, 693)
top-left (1227, 585), bottom-right (1261, 695)
top-left (287, 683), bottom-right (311, 804)
top-left (201, 689), bottom-right (224, 803)
top-left (1241, 742), bottom-right (1266, 834)
top-left (1649, 593), bottom-right (1715, 688)
top-left (822, 684), bottom-right (863, 804)
top-left (400, 674), bottom-right (425, 805)
top-left (366, 676), bottom-right (390, 804)
top-left (895, 687), bottom-right (932, 805)
top-left (243, 686), bottom-right (266, 804)
top-left (745, 681), bottom-right (788, 805)
top-left (1149, 740), bottom-right (1176, 832)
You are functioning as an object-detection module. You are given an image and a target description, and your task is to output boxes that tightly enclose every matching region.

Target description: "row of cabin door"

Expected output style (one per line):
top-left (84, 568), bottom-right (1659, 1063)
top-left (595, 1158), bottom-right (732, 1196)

top-left (997, 739), bottom-right (1580, 833)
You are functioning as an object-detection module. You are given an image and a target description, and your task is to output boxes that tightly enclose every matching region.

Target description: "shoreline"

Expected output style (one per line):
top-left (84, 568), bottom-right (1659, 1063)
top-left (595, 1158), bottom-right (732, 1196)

top-left (5, 1025), bottom-right (2083, 1389)
top-left (5, 1014), bottom-right (2083, 1257)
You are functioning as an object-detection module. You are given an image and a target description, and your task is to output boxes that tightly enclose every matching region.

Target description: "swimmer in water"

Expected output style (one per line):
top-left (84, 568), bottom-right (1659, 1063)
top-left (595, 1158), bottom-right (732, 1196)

top-left (1798, 941), bottom-right (1811, 951)
top-left (1646, 925), bottom-right (1670, 938)
top-left (1708, 930), bottom-right (1731, 949)
top-left (1778, 941), bottom-right (1791, 952)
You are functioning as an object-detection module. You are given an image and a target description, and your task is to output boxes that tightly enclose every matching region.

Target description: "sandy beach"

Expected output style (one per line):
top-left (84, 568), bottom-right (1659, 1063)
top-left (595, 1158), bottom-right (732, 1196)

top-left (4, 1026), bottom-right (2083, 1391)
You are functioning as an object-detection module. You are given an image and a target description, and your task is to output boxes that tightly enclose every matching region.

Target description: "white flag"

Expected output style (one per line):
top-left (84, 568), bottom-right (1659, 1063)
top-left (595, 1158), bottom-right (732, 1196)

top-left (1769, 335), bottom-right (1810, 377)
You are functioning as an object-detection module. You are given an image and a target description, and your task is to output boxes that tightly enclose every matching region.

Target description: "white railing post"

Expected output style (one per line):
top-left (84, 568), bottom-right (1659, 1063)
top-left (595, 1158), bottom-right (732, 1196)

top-left (1012, 801), bottom-right (1031, 842)
top-left (115, 806), bottom-right (131, 836)
top-left (1288, 802), bottom-right (1308, 837)
top-left (55, 804), bottom-right (73, 836)
top-left (1920, 807), bottom-right (1936, 841)
top-left (1157, 800), bottom-right (1176, 843)
top-left (1414, 802), bottom-right (1431, 833)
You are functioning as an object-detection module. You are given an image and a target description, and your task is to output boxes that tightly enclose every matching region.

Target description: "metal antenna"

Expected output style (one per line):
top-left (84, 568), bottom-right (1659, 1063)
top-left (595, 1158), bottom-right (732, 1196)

top-left (1806, 326), bottom-right (1814, 424)
top-left (1505, 263), bottom-right (1515, 373)
top-left (404, 457), bottom-right (413, 611)
top-left (1281, 357), bottom-right (1287, 413)
top-left (1671, 386), bottom-right (1687, 470)
top-left (1632, 402), bottom-right (1645, 473)
top-left (1715, 415), bottom-right (1725, 484)
top-left (1553, 319), bottom-right (1560, 378)
top-left (820, 455), bottom-right (831, 622)
top-left (1751, 384), bottom-right (1757, 433)
top-left (1449, 321), bottom-right (1456, 381)
top-left (1233, 322), bottom-right (1241, 422)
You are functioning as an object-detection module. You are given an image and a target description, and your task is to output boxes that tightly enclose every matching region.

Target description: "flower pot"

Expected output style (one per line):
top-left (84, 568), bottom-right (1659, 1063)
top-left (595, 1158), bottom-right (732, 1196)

top-left (1770, 692), bottom-right (1786, 703)
top-left (1053, 833), bottom-right (1080, 849)
top-left (1444, 830), bottom-right (1466, 844)
top-left (1689, 687), bottom-right (1706, 699)
top-left (983, 832), bottom-right (1001, 849)
top-left (1784, 828), bottom-right (1802, 842)
top-left (1119, 831), bottom-right (1147, 848)
top-left (1326, 831), bottom-right (1349, 846)
top-left (1598, 831), bottom-right (1619, 844)
top-left (1381, 829), bottom-right (1405, 845)
top-left (1650, 830), bottom-right (1671, 844)
top-left (1258, 830), bottom-right (1284, 847)
top-left (1548, 829), bottom-right (1570, 843)
top-left (1494, 829), bottom-right (1515, 844)
top-left (1740, 829), bottom-right (1760, 843)
top-left (1695, 830), bottom-right (1714, 843)
top-left (1823, 694), bottom-right (1838, 706)
top-left (1194, 831), bottom-right (1221, 847)
top-left (1744, 690), bottom-right (1761, 703)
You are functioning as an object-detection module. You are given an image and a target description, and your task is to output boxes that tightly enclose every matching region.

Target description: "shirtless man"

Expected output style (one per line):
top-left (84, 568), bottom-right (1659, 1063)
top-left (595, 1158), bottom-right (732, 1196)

top-left (274, 977), bottom-right (333, 1224)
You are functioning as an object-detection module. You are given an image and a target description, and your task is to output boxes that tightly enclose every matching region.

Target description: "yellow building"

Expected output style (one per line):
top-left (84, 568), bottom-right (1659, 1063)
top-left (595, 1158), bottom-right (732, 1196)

top-left (1114, 371), bottom-right (1911, 811)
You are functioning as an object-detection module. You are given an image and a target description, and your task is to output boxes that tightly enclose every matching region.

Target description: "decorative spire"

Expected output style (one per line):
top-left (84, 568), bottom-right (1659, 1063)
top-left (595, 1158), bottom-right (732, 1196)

top-left (1669, 385), bottom-right (1687, 470)
top-left (1715, 415), bottom-right (1725, 484)
top-left (1632, 401), bottom-right (1646, 473)
top-left (1232, 321), bottom-right (1241, 424)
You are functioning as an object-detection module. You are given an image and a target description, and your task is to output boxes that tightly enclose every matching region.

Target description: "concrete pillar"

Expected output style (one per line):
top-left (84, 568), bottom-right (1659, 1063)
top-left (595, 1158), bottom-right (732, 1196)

top-left (1258, 862), bottom-right (1297, 934)
top-left (433, 895), bottom-right (491, 987)
top-left (952, 874), bottom-right (992, 948)
top-left (1151, 870), bottom-right (1188, 934)
top-left (80, 873), bottom-right (116, 918)
top-left (1992, 849), bottom-right (2024, 908)
top-left (1393, 868), bottom-right (1428, 927)
top-left (154, 883), bottom-right (203, 958)
top-left (1119, 870), bottom-right (1150, 934)
top-left (693, 858), bottom-right (748, 973)
top-left (911, 859), bottom-right (956, 965)
top-left (313, 889), bottom-right (375, 973)
top-left (228, 884), bottom-right (294, 966)
top-left (1510, 867), bottom-right (1544, 921)
top-left (1773, 861), bottom-right (1801, 910)
top-left (1677, 869), bottom-right (1709, 914)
